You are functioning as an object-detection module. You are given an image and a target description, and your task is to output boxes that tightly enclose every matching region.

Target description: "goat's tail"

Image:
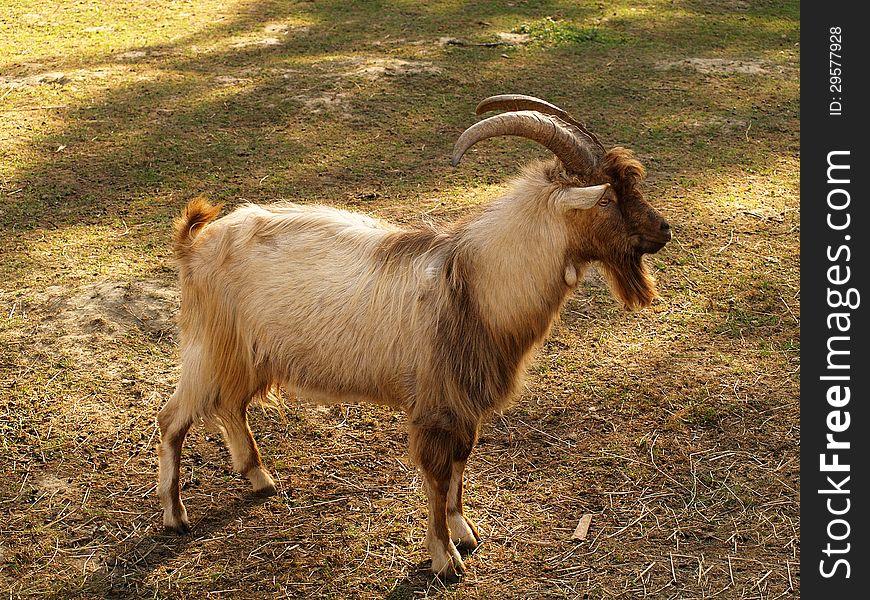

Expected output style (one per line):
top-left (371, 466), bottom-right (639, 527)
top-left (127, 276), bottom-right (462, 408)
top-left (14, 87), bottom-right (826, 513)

top-left (173, 197), bottom-right (223, 261)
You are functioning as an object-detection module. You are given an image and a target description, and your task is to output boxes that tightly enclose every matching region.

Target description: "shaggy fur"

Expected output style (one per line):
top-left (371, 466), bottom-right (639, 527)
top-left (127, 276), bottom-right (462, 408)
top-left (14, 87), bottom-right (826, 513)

top-left (157, 151), bottom-right (669, 579)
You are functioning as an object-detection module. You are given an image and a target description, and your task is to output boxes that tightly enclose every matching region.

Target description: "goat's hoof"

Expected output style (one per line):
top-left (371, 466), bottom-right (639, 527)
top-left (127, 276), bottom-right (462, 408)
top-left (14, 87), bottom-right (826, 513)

top-left (433, 560), bottom-right (464, 584)
top-left (164, 520), bottom-right (191, 535)
top-left (439, 569), bottom-right (463, 585)
top-left (248, 469), bottom-right (277, 496)
top-left (431, 543), bottom-right (465, 583)
top-left (163, 505), bottom-right (191, 534)
top-left (253, 484), bottom-right (278, 497)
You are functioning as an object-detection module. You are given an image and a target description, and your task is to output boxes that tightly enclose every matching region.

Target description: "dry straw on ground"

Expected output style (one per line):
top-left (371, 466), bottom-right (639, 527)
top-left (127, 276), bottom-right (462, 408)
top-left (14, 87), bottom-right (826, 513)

top-left (1, 1), bottom-right (799, 598)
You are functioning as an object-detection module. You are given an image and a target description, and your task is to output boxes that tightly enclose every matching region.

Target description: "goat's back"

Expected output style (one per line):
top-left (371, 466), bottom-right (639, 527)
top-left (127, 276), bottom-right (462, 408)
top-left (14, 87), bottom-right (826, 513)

top-left (176, 202), bottom-right (437, 409)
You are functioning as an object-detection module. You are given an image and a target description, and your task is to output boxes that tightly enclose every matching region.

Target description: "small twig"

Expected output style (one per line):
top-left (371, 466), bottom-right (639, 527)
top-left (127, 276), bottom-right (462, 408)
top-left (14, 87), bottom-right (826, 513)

top-left (17, 470), bottom-right (30, 498)
top-left (608, 506), bottom-right (648, 538)
top-left (285, 496), bottom-right (347, 512)
top-left (637, 561), bottom-right (655, 581)
top-left (517, 418), bottom-right (574, 448)
top-left (44, 370), bottom-right (63, 390)
top-left (445, 38), bottom-right (513, 47)
top-left (716, 230), bottom-right (735, 254)
top-left (780, 295), bottom-right (798, 323)
top-left (698, 557), bottom-right (714, 585)
top-left (325, 471), bottom-right (369, 491)
top-left (649, 434), bottom-right (691, 494)
top-left (749, 569), bottom-right (772, 591)
top-left (488, 535), bottom-right (552, 547)
top-left (123, 304), bottom-right (145, 325)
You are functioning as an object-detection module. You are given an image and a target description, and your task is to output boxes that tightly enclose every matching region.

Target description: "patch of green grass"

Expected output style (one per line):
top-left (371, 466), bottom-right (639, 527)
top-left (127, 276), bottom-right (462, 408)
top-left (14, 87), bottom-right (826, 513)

top-left (513, 16), bottom-right (618, 46)
top-left (682, 403), bottom-right (722, 427)
top-left (715, 308), bottom-right (781, 339)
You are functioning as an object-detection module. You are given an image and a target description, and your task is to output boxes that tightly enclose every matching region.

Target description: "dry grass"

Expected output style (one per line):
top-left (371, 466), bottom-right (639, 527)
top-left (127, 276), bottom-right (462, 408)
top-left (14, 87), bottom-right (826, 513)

top-left (1, 0), bottom-right (799, 598)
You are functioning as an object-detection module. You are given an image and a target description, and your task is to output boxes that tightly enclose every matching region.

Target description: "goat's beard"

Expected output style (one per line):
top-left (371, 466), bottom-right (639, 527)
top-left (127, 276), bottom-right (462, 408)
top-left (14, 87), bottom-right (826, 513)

top-left (598, 254), bottom-right (657, 310)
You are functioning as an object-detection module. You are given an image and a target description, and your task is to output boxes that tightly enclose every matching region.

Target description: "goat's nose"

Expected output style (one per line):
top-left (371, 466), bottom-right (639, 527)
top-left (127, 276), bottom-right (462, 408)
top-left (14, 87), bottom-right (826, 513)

top-left (661, 221), bottom-right (672, 240)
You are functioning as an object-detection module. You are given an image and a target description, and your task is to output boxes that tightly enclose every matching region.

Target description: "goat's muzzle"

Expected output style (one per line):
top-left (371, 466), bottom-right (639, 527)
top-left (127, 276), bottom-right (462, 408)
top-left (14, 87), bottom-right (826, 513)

top-left (630, 221), bottom-right (671, 255)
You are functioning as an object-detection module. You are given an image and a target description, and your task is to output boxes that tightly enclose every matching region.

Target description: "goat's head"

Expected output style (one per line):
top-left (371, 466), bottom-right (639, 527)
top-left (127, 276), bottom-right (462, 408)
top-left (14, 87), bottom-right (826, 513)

top-left (452, 94), bottom-right (671, 309)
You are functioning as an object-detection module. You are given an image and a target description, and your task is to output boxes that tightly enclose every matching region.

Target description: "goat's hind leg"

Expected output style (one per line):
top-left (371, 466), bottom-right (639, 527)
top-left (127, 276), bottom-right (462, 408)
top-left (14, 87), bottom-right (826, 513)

top-left (157, 392), bottom-right (194, 533)
top-left (218, 400), bottom-right (277, 496)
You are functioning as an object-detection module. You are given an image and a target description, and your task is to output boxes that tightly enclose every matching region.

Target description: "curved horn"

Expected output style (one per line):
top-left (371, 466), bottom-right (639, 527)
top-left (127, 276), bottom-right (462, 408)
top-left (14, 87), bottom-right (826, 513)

top-left (475, 94), bottom-right (606, 152)
top-left (451, 110), bottom-right (598, 177)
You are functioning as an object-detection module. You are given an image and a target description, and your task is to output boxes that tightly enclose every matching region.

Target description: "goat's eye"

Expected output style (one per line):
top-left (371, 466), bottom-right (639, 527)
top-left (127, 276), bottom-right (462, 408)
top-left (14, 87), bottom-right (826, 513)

top-left (598, 196), bottom-right (612, 207)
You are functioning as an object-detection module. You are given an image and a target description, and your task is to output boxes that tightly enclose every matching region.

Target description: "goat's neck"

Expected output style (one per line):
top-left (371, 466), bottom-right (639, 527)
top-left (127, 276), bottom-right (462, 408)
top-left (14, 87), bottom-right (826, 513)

top-left (461, 193), bottom-right (573, 340)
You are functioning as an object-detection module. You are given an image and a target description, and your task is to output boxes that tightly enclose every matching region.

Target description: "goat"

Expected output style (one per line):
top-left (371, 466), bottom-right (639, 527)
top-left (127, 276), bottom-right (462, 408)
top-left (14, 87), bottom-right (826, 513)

top-left (157, 94), bottom-right (671, 580)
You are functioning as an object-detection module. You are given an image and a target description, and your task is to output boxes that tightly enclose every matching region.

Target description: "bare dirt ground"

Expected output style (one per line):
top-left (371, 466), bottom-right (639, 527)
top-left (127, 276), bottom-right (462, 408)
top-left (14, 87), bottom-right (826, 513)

top-left (1, 1), bottom-right (799, 598)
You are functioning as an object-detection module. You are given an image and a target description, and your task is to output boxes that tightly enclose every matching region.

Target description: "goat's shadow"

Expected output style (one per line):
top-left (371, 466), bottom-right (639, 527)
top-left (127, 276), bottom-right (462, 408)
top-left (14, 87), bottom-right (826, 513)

top-left (60, 491), bottom-right (473, 599)
top-left (385, 545), bottom-right (482, 599)
top-left (54, 492), bottom-right (276, 599)
top-left (386, 569), bottom-right (451, 600)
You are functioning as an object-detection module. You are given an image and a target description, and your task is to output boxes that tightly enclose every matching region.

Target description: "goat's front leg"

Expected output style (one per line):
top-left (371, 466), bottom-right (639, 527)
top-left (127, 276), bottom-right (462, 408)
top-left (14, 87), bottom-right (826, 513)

top-left (423, 470), bottom-right (464, 581)
top-left (447, 460), bottom-right (482, 552)
top-left (411, 426), bottom-right (465, 581)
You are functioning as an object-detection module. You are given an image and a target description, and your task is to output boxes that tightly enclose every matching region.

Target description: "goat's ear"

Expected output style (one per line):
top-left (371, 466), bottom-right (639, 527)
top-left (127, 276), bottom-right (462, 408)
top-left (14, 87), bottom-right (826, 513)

top-left (554, 183), bottom-right (610, 211)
